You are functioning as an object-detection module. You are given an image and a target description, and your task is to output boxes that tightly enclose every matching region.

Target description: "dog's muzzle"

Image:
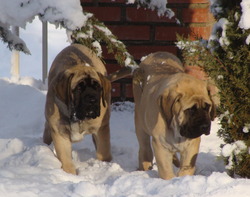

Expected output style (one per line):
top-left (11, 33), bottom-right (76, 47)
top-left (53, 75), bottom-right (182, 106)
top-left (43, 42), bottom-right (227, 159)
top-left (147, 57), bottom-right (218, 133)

top-left (180, 122), bottom-right (211, 139)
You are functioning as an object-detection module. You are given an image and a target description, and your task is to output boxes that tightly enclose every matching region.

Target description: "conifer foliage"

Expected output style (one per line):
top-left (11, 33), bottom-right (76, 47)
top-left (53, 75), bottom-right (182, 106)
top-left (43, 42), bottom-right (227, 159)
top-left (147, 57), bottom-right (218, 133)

top-left (178, 0), bottom-right (250, 178)
top-left (71, 14), bottom-right (138, 69)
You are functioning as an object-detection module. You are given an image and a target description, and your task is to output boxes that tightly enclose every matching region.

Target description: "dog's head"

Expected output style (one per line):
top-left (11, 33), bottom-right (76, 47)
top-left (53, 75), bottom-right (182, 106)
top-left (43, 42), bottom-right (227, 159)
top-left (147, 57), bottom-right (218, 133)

top-left (72, 76), bottom-right (102, 120)
top-left (159, 75), bottom-right (216, 139)
top-left (54, 66), bottom-right (111, 122)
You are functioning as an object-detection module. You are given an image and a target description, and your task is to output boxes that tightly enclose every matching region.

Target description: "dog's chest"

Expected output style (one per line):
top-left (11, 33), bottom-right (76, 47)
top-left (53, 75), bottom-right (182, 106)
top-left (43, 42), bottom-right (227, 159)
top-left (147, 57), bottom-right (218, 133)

top-left (70, 121), bottom-right (97, 142)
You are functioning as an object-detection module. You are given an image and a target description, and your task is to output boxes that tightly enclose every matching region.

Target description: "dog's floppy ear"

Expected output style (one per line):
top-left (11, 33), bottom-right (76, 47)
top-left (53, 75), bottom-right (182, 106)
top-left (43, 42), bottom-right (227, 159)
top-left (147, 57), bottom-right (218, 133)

top-left (207, 83), bottom-right (219, 121)
top-left (97, 73), bottom-right (111, 108)
top-left (54, 72), bottom-right (74, 106)
top-left (158, 88), bottom-right (182, 128)
top-left (207, 89), bottom-right (217, 121)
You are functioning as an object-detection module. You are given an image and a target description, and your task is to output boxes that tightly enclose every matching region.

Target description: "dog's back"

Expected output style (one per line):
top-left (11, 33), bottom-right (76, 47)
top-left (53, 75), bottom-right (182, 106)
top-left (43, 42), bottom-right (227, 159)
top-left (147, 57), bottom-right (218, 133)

top-left (133, 52), bottom-right (184, 96)
top-left (140, 52), bottom-right (184, 77)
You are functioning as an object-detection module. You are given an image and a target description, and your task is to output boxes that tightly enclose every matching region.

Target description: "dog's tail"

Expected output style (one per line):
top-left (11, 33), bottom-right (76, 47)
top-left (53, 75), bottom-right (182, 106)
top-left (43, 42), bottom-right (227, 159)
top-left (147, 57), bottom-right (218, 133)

top-left (107, 66), bottom-right (134, 82)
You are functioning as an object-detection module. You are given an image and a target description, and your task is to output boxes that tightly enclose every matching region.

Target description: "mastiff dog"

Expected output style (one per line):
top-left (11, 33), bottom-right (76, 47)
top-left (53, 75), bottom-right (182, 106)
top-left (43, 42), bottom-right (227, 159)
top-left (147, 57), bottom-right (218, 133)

top-left (43, 44), bottom-right (112, 175)
top-left (133, 52), bottom-right (216, 180)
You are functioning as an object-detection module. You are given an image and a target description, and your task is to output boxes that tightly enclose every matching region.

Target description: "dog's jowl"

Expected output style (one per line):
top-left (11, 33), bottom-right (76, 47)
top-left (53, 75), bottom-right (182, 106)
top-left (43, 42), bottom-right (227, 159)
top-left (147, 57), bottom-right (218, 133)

top-left (43, 44), bottom-right (112, 175)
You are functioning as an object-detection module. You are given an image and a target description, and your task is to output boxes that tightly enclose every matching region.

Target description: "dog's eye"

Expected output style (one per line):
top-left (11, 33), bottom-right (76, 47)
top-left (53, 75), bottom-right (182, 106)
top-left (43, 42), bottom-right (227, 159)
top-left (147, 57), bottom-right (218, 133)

top-left (204, 103), bottom-right (210, 111)
top-left (92, 81), bottom-right (100, 90)
top-left (187, 105), bottom-right (197, 114)
top-left (74, 82), bottom-right (86, 92)
top-left (74, 85), bottom-right (81, 92)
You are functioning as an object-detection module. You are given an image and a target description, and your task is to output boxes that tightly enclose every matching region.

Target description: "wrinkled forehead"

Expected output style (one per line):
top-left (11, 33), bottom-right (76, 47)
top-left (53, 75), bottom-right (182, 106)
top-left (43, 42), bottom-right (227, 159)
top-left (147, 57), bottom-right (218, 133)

top-left (176, 79), bottom-right (212, 108)
top-left (182, 94), bottom-right (212, 109)
top-left (70, 69), bottom-right (100, 89)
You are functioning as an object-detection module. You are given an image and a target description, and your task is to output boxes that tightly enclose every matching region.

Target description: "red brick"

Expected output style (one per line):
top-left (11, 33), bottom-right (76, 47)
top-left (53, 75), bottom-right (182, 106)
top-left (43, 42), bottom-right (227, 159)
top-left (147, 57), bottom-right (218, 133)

top-left (83, 7), bottom-right (121, 21)
top-left (125, 83), bottom-right (133, 98)
top-left (127, 45), bottom-right (178, 60)
top-left (126, 7), bottom-right (176, 23)
top-left (182, 8), bottom-right (214, 23)
top-left (106, 63), bottom-right (120, 74)
top-left (189, 25), bottom-right (213, 39)
top-left (155, 26), bottom-right (186, 41)
top-left (107, 25), bottom-right (150, 40)
top-left (155, 25), bottom-right (212, 41)
top-left (111, 83), bottom-right (121, 97)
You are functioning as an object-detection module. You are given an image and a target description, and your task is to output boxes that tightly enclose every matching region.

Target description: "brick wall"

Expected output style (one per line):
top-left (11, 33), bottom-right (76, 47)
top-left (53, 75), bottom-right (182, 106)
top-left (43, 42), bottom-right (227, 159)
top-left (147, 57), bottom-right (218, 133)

top-left (80, 0), bottom-right (214, 102)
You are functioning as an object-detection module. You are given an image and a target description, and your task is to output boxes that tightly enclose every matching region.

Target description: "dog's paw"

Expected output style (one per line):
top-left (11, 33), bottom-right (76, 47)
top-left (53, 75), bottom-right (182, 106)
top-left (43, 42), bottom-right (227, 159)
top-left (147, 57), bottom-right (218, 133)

top-left (62, 163), bottom-right (77, 175)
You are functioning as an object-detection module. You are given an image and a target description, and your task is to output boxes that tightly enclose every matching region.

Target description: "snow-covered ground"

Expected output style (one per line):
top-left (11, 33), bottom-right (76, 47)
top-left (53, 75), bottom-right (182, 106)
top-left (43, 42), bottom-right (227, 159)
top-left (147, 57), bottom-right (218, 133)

top-left (1, 77), bottom-right (250, 197)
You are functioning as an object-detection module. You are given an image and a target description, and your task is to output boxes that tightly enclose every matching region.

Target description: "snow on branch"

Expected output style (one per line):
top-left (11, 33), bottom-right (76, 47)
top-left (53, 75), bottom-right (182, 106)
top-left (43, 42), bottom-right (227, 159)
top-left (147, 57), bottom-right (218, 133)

top-left (128, 0), bottom-right (174, 18)
top-left (71, 14), bottom-right (138, 70)
top-left (0, 0), bottom-right (87, 54)
top-left (0, 22), bottom-right (30, 54)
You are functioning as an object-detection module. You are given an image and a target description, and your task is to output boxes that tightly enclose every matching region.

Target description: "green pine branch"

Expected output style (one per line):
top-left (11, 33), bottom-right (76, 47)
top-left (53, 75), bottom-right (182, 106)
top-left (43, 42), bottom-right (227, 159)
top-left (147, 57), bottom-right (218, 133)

top-left (71, 13), bottom-right (138, 70)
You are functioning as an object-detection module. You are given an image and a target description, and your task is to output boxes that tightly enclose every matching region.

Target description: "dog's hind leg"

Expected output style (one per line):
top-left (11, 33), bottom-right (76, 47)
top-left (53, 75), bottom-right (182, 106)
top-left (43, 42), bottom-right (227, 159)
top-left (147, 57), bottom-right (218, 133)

top-left (137, 131), bottom-right (154, 171)
top-left (134, 105), bottom-right (153, 170)
top-left (92, 135), bottom-right (97, 150)
top-left (135, 119), bottom-right (153, 171)
top-left (43, 122), bottom-right (53, 145)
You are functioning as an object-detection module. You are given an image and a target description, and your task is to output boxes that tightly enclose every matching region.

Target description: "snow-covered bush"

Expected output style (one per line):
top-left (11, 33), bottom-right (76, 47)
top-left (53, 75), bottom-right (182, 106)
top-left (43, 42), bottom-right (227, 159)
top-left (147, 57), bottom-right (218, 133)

top-left (178, 0), bottom-right (250, 178)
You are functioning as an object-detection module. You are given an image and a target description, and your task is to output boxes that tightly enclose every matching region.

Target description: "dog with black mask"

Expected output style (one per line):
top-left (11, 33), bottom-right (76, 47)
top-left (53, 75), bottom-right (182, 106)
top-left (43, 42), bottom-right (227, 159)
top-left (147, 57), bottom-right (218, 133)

top-left (43, 44), bottom-right (112, 175)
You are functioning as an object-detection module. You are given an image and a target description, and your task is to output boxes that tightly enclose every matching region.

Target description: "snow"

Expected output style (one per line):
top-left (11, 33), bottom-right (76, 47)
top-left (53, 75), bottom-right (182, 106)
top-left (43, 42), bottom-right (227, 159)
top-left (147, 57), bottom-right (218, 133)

top-left (0, 77), bottom-right (250, 196)
top-left (210, 0), bottom-right (250, 45)
top-left (127, 0), bottom-right (174, 18)
top-left (239, 0), bottom-right (250, 30)
top-left (209, 18), bottom-right (230, 47)
top-left (221, 141), bottom-right (247, 170)
top-left (0, 0), bottom-right (250, 196)
top-left (0, 0), bottom-right (86, 30)
top-left (243, 124), bottom-right (250, 133)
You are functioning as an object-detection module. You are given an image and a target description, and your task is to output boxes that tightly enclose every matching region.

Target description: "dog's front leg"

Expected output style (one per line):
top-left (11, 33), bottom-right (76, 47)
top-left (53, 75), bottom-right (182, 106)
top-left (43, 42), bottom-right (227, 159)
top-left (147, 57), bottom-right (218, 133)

top-left (51, 131), bottom-right (76, 175)
top-left (178, 137), bottom-right (201, 177)
top-left (93, 124), bottom-right (112, 162)
top-left (152, 137), bottom-right (175, 180)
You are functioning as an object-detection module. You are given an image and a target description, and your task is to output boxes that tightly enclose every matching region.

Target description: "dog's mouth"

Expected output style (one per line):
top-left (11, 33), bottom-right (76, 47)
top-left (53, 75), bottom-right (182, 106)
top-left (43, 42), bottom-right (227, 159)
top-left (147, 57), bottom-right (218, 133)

top-left (71, 104), bottom-right (100, 122)
top-left (180, 123), bottom-right (211, 139)
top-left (83, 105), bottom-right (100, 119)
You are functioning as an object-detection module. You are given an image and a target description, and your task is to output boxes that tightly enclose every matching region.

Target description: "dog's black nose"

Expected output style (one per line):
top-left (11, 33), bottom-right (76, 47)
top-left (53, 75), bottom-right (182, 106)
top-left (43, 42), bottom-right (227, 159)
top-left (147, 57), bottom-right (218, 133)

top-left (200, 123), bottom-right (211, 135)
top-left (85, 94), bottom-right (97, 103)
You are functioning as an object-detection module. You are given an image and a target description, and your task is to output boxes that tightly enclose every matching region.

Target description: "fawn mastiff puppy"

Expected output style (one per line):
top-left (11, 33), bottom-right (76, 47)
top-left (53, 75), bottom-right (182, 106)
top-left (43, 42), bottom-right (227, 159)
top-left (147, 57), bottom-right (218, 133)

top-left (43, 44), bottom-right (112, 174)
top-left (133, 52), bottom-right (216, 180)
